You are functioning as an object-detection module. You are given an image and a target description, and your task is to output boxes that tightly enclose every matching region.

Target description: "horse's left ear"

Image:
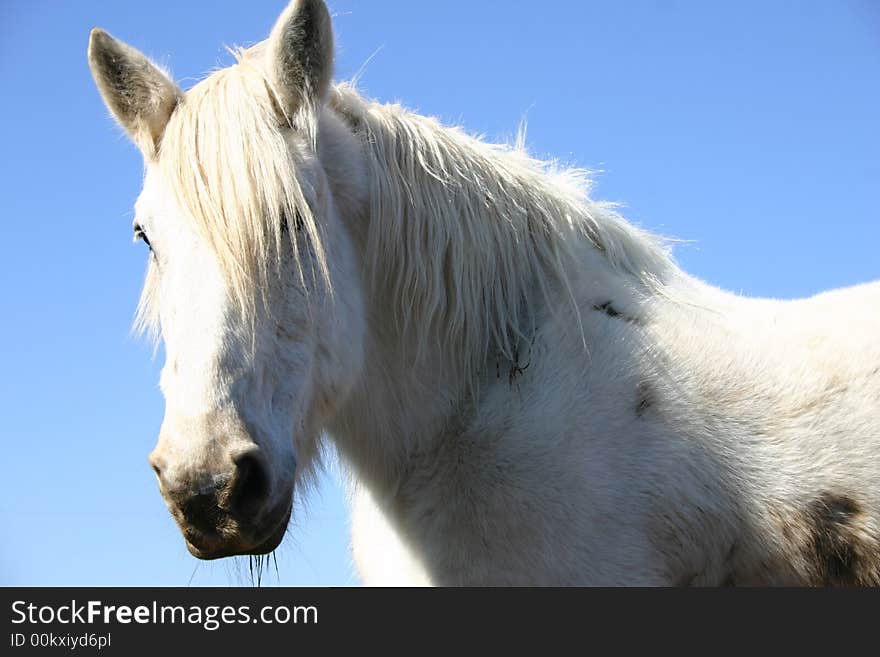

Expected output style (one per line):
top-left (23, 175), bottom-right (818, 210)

top-left (266, 0), bottom-right (334, 118)
top-left (87, 28), bottom-right (182, 158)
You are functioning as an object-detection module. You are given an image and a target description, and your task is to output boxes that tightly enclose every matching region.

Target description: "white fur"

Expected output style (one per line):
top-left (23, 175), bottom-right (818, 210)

top-left (90, 1), bottom-right (880, 585)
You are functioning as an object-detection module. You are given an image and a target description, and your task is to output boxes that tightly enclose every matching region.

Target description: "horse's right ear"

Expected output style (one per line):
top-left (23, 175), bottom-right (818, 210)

top-left (87, 28), bottom-right (182, 158)
top-left (266, 0), bottom-right (334, 120)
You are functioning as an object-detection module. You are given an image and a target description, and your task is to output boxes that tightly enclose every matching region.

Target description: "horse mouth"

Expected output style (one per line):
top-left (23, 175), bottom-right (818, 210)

top-left (183, 503), bottom-right (292, 560)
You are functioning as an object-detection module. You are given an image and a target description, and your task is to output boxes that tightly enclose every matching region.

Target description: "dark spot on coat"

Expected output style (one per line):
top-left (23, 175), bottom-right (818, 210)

top-left (801, 493), bottom-right (879, 586)
top-left (635, 381), bottom-right (654, 417)
top-left (675, 572), bottom-right (698, 587)
top-left (593, 301), bottom-right (621, 318)
top-left (720, 542), bottom-right (738, 586)
top-left (507, 334), bottom-right (535, 385)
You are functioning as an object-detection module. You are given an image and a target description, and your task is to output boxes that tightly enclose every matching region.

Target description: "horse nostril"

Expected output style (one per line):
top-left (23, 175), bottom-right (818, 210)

top-left (228, 452), bottom-right (269, 520)
top-left (148, 453), bottom-right (164, 479)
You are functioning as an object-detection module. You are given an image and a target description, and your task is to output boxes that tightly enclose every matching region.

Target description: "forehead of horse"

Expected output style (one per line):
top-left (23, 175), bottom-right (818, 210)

top-left (139, 51), bottom-right (328, 318)
top-left (134, 166), bottom-right (173, 221)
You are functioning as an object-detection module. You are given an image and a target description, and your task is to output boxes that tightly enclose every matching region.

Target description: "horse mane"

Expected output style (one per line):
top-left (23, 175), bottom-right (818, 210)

top-left (138, 44), bottom-right (676, 377)
top-left (330, 84), bottom-right (675, 371)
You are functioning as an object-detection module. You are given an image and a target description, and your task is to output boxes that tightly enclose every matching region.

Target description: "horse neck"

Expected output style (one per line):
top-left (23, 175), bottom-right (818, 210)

top-left (323, 88), bottom-right (675, 493)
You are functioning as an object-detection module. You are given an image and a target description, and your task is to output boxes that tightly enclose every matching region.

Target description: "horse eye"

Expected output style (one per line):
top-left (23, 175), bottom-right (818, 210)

top-left (281, 210), bottom-right (304, 234)
top-left (133, 223), bottom-right (152, 250)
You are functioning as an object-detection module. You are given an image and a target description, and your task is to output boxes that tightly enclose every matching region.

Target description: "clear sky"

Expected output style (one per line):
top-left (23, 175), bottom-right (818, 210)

top-left (1, 1), bottom-right (877, 586)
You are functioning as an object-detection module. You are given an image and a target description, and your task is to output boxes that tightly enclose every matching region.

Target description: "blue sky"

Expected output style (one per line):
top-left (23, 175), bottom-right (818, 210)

top-left (1, 1), bottom-right (877, 586)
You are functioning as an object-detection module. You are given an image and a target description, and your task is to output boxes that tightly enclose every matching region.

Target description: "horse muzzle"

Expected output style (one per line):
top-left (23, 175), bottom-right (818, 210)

top-left (150, 446), bottom-right (293, 559)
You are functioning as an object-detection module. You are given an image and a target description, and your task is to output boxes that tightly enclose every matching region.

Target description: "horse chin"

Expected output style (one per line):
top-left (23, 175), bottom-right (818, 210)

top-left (184, 503), bottom-right (292, 561)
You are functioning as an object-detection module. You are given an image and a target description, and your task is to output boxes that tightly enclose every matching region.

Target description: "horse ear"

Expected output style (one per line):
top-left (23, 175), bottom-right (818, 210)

top-left (87, 28), bottom-right (182, 158)
top-left (266, 0), bottom-right (334, 117)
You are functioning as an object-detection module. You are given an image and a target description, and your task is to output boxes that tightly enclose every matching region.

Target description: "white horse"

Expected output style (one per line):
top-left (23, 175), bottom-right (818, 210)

top-left (88, 0), bottom-right (880, 585)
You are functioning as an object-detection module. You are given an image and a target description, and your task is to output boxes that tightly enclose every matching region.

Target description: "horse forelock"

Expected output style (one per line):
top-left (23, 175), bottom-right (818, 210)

top-left (135, 44), bottom-right (330, 341)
